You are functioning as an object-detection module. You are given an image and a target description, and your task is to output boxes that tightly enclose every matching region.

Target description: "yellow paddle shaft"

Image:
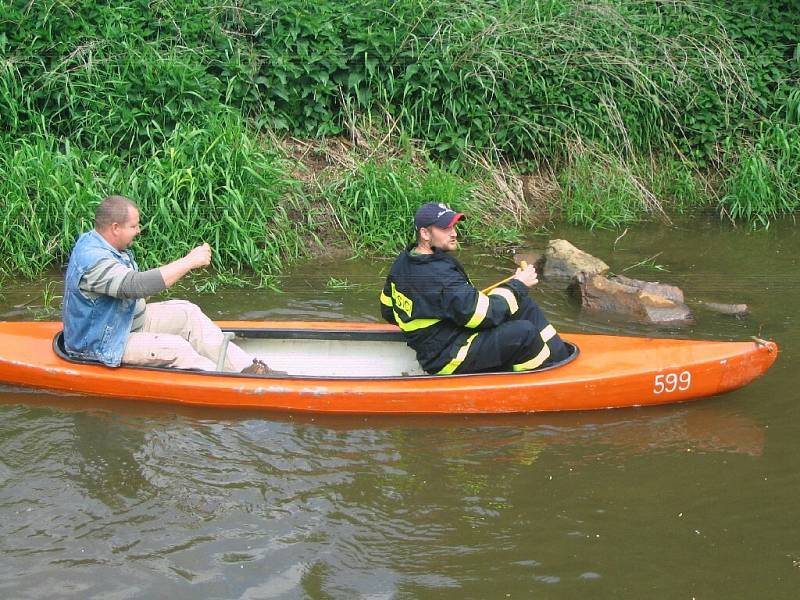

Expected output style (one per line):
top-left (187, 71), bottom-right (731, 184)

top-left (481, 261), bottom-right (528, 294)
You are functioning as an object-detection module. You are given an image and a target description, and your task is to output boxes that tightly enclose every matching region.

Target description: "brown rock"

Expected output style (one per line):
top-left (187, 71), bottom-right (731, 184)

top-left (543, 239), bottom-right (609, 285)
top-left (570, 273), bottom-right (692, 325)
top-left (611, 274), bottom-right (685, 304)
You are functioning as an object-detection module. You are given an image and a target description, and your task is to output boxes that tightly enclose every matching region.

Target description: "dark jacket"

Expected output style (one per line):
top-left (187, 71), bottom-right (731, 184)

top-left (380, 246), bottom-right (530, 372)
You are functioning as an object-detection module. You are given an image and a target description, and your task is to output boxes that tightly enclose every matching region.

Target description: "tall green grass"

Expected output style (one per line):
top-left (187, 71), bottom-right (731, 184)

top-left (720, 122), bottom-right (800, 227)
top-left (0, 134), bottom-right (120, 277)
top-left (0, 56), bottom-right (26, 134)
top-left (126, 114), bottom-right (303, 279)
top-left (369, 0), bottom-right (751, 161)
top-left (559, 150), bottom-right (649, 229)
top-left (38, 38), bottom-right (224, 157)
top-left (559, 145), bottom-right (713, 228)
top-left (0, 113), bottom-right (304, 282)
top-left (647, 159), bottom-right (711, 215)
top-left (322, 157), bottom-right (471, 254)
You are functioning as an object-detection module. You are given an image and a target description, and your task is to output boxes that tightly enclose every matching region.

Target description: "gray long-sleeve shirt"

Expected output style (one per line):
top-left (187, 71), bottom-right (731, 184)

top-left (80, 258), bottom-right (167, 331)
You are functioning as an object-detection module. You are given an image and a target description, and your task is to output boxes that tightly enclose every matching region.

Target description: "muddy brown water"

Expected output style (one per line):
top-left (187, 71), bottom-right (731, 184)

top-left (1, 215), bottom-right (798, 598)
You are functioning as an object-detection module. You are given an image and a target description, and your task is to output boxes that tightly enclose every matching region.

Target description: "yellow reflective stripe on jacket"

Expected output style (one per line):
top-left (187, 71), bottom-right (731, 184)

top-left (437, 332), bottom-right (479, 375)
top-left (395, 313), bottom-right (441, 332)
top-left (488, 287), bottom-right (518, 315)
top-left (390, 282), bottom-right (413, 317)
top-left (464, 293), bottom-right (490, 328)
top-left (380, 291), bottom-right (392, 307)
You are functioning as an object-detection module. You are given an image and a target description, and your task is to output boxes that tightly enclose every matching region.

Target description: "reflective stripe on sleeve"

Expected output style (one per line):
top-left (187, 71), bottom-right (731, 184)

top-left (488, 287), bottom-right (518, 315)
top-left (437, 333), bottom-right (479, 375)
top-left (380, 291), bottom-right (392, 307)
top-left (464, 293), bottom-right (490, 328)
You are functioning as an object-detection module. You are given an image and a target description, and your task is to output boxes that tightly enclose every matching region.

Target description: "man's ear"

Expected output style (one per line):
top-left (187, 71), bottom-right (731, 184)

top-left (419, 227), bottom-right (431, 242)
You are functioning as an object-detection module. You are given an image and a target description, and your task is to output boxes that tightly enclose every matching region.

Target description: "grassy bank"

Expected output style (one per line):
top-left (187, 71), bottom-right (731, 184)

top-left (0, 0), bottom-right (797, 280)
top-left (0, 117), bottom-right (516, 281)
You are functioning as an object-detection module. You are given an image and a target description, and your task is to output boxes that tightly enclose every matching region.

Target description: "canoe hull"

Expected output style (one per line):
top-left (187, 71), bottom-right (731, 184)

top-left (0, 321), bottom-right (778, 414)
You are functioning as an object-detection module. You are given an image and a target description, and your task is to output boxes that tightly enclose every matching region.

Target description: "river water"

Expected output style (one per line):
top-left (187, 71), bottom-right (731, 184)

top-left (0, 215), bottom-right (798, 598)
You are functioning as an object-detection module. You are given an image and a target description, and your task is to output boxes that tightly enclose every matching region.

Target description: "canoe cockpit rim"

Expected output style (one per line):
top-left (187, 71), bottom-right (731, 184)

top-left (52, 328), bottom-right (580, 380)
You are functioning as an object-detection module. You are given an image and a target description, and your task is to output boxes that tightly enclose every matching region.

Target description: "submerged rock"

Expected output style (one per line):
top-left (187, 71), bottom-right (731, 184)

top-left (698, 301), bottom-right (749, 317)
top-left (542, 239), bottom-right (609, 285)
top-left (570, 273), bottom-right (692, 325)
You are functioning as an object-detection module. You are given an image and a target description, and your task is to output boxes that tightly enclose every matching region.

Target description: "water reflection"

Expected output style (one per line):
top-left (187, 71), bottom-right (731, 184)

top-left (0, 386), bottom-right (780, 598)
top-left (0, 386), bottom-right (766, 460)
top-left (69, 412), bottom-right (154, 507)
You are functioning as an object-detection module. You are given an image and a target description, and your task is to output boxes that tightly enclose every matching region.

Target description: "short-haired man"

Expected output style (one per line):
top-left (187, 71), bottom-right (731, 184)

top-left (380, 202), bottom-right (569, 374)
top-left (63, 195), bottom-right (270, 374)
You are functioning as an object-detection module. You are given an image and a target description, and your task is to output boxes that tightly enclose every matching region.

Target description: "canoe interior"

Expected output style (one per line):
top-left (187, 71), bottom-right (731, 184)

top-left (53, 328), bottom-right (579, 378)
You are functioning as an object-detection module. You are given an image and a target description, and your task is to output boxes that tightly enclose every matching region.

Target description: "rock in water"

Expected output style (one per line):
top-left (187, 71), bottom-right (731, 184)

top-left (542, 239), bottom-right (610, 285)
top-left (698, 301), bottom-right (749, 317)
top-left (570, 273), bottom-right (692, 325)
top-left (611, 274), bottom-right (685, 304)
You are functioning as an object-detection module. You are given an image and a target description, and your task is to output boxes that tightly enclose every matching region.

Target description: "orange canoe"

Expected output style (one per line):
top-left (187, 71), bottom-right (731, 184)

top-left (0, 321), bottom-right (778, 414)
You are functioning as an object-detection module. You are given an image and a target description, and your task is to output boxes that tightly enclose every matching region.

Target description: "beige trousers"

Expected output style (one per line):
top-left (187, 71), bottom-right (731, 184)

top-left (122, 300), bottom-right (253, 372)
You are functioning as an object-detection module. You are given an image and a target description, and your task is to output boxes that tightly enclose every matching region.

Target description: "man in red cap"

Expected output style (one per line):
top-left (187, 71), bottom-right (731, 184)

top-left (380, 202), bottom-right (569, 374)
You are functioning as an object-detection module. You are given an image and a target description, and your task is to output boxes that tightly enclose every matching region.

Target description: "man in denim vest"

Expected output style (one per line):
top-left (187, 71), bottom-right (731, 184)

top-left (63, 195), bottom-right (271, 374)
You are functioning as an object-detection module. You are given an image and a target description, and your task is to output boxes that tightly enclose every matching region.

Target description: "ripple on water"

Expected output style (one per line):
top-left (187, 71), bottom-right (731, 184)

top-left (579, 571), bottom-right (602, 580)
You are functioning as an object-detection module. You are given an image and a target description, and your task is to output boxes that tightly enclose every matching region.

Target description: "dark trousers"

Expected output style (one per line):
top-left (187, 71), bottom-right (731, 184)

top-left (453, 297), bottom-right (569, 374)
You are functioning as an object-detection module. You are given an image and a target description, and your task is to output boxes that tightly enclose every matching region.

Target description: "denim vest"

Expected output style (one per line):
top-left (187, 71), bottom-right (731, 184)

top-left (62, 230), bottom-right (139, 367)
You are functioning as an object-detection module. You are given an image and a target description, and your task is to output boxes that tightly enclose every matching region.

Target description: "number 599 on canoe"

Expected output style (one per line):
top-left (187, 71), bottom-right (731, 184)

top-left (653, 371), bottom-right (691, 394)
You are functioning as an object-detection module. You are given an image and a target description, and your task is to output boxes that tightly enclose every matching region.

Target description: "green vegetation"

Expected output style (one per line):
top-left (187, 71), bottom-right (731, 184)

top-left (0, 113), bottom-right (306, 282)
top-left (0, 133), bottom-right (115, 278)
top-left (0, 0), bottom-right (797, 280)
top-left (559, 147), bottom-right (662, 229)
top-left (720, 122), bottom-right (800, 227)
top-left (126, 115), bottom-right (304, 279)
top-left (323, 157), bottom-right (471, 254)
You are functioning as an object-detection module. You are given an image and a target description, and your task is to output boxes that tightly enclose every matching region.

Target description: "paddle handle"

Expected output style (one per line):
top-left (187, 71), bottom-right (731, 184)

top-left (481, 261), bottom-right (528, 294)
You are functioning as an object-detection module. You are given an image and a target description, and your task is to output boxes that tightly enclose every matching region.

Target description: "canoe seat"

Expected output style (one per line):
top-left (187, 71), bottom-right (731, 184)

top-left (53, 332), bottom-right (105, 366)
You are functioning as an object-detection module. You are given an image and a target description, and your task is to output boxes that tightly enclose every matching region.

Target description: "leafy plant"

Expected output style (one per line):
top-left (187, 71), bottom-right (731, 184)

top-left (0, 113), bottom-right (308, 281)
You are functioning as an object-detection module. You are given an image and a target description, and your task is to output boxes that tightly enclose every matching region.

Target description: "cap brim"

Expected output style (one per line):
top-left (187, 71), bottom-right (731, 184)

top-left (441, 212), bottom-right (465, 228)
